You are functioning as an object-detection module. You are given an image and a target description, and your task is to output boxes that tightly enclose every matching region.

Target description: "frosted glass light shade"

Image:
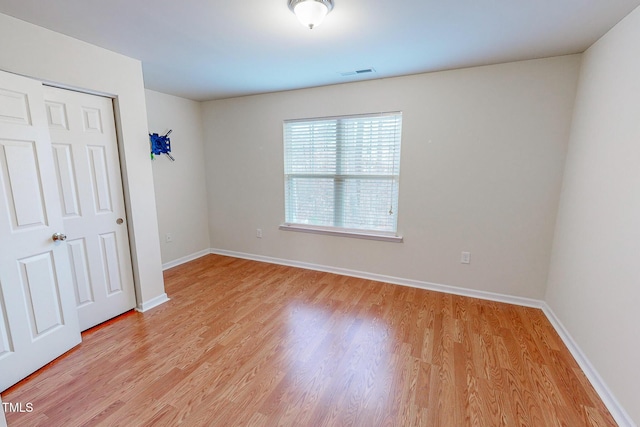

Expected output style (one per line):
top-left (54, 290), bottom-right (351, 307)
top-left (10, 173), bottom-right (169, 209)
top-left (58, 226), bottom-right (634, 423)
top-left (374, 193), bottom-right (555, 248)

top-left (289, 0), bottom-right (334, 29)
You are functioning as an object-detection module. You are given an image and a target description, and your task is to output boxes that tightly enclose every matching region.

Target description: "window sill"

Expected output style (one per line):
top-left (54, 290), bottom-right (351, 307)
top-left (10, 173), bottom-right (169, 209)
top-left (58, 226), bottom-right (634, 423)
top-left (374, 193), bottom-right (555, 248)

top-left (279, 224), bottom-right (403, 243)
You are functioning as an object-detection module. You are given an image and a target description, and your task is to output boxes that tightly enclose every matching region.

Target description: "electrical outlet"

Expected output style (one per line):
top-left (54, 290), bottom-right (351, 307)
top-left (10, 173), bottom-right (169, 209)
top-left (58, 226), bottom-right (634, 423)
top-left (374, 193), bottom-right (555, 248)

top-left (461, 251), bottom-right (471, 264)
top-left (166, 233), bottom-right (173, 243)
top-left (256, 228), bottom-right (262, 238)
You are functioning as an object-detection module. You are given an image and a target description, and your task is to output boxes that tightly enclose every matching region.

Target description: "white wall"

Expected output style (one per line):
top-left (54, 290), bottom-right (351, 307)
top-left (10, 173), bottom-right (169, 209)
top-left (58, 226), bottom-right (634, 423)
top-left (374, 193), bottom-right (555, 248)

top-left (546, 6), bottom-right (640, 426)
top-left (202, 55), bottom-right (580, 299)
top-left (145, 90), bottom-right (210, 266)
top-left (0, 13), bottom-right (165, 308)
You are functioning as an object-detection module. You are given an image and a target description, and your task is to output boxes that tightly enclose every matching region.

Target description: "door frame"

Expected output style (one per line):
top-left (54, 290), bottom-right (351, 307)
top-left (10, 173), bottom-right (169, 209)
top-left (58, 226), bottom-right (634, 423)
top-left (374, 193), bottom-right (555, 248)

top-left (43, 81), bottom-right (141, 309)
top-left (44, 84), bottom-right (139, 328)
top-left (40, 79), bottom-right (171, 313)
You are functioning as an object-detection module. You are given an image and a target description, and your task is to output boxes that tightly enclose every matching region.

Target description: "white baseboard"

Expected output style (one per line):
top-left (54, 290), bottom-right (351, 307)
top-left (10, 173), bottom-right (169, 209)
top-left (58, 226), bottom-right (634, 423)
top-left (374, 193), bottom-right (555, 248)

top-left (209, 248), bottom-right (543, 309)
top-left (541, 303), bottom-right (635, 427)
top-left (162, 249), bottom-right (210, 270)
top-left (208, 247), bottom-right (634, 426)
top-left (136, 293), bottom-right (170, 313)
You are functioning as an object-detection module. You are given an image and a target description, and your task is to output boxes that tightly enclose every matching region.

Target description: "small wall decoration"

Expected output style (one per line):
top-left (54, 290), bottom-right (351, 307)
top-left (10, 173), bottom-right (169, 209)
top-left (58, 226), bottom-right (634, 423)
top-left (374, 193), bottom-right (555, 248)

top-left (150, 130), bottom-right (175, 161)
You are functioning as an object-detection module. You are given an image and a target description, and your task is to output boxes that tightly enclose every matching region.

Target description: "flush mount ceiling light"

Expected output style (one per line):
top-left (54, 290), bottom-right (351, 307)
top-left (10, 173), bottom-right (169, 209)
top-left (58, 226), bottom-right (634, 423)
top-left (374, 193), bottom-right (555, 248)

top-left (288, 0), bottom-right (334, 29)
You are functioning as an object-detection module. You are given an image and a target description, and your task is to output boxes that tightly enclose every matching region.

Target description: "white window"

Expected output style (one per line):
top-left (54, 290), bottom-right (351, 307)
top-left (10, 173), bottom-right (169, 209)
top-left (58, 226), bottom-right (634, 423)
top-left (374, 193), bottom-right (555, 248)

top-left (282, 112), bottom-right (403, 241)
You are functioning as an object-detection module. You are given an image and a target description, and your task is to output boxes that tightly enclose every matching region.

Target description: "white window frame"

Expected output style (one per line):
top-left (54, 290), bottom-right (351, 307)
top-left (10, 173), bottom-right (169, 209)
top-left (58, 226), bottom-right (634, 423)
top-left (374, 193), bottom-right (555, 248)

top-left (281, 112), bottom-right (403, 242)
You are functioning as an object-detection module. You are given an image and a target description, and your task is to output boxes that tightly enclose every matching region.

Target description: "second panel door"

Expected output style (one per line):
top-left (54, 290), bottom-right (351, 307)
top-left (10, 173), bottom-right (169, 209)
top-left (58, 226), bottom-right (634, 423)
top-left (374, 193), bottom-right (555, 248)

top-left (44, 86), bottom-right (136, 331)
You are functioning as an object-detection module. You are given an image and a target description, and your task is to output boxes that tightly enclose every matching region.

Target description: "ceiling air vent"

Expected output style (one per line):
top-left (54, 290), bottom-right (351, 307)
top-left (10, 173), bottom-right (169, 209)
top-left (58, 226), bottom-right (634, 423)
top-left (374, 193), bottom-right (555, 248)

top-left (339, 68), bottom-right (376, 77)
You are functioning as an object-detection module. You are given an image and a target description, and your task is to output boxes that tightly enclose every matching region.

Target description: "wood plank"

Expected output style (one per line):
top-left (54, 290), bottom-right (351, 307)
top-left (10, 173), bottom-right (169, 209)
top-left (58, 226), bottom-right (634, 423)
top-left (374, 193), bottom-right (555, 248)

top-left (1, 254), bottom-right (616, 426)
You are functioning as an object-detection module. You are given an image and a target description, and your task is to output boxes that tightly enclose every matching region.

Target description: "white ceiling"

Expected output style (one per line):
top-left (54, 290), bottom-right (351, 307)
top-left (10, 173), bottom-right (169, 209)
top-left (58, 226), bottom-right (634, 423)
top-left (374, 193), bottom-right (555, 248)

top-left (1, 0), bottom-right (639, 101)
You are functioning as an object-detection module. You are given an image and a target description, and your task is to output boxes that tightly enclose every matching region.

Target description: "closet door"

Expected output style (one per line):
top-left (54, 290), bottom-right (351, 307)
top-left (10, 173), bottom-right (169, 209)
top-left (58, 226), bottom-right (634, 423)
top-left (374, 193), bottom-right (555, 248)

top-left (0, 70), bottom-right (81, 391)
top-left (44, 86), bottom-right (136, 331)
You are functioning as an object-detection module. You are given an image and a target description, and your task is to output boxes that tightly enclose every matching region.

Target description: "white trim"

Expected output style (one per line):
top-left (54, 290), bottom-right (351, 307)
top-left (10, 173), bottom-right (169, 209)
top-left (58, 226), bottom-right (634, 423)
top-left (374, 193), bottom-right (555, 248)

top-left (209, 248), bottom-right (541, 308)
top-left (135, 293), bottom-right (170, 313)
top-left (162, 249), bottom-right (210, 270)
top-left (279, 224), bottom-right (403, 243)
top-left (541, 303), bottom-right (636, 427)
top-left (208, 247), bottom-right (634, 425)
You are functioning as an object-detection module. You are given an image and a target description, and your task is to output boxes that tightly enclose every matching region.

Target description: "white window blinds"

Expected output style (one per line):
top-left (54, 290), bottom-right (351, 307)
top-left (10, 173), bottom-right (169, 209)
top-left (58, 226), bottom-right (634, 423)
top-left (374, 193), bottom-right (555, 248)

top-left (283, 112), bottom-right (402, 236)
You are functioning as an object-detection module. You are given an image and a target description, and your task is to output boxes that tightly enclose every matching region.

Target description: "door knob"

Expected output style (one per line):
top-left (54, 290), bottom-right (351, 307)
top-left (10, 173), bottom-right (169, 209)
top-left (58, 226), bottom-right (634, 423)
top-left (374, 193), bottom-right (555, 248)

top-left (52, 233), bottom-right (67, 242)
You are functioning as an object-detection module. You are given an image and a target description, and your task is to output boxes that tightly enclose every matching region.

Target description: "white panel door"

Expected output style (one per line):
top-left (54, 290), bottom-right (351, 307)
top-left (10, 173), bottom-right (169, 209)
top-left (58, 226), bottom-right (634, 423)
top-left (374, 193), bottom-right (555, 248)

top-left (44, 86), bottom-right (136, 331)
top-left (0, 70), bottom-right (81, 391)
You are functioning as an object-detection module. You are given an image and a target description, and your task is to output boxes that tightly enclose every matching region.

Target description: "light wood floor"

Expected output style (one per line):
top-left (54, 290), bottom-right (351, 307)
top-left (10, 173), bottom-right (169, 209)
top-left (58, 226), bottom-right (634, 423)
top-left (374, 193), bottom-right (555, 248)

top-left (2, 254), bottom-right (615, 426)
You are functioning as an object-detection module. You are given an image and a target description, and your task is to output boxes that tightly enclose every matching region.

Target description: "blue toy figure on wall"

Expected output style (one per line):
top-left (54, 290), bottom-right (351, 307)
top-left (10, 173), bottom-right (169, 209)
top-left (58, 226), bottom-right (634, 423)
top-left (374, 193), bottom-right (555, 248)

top-left (150, 130), bottom-right (175, 161)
